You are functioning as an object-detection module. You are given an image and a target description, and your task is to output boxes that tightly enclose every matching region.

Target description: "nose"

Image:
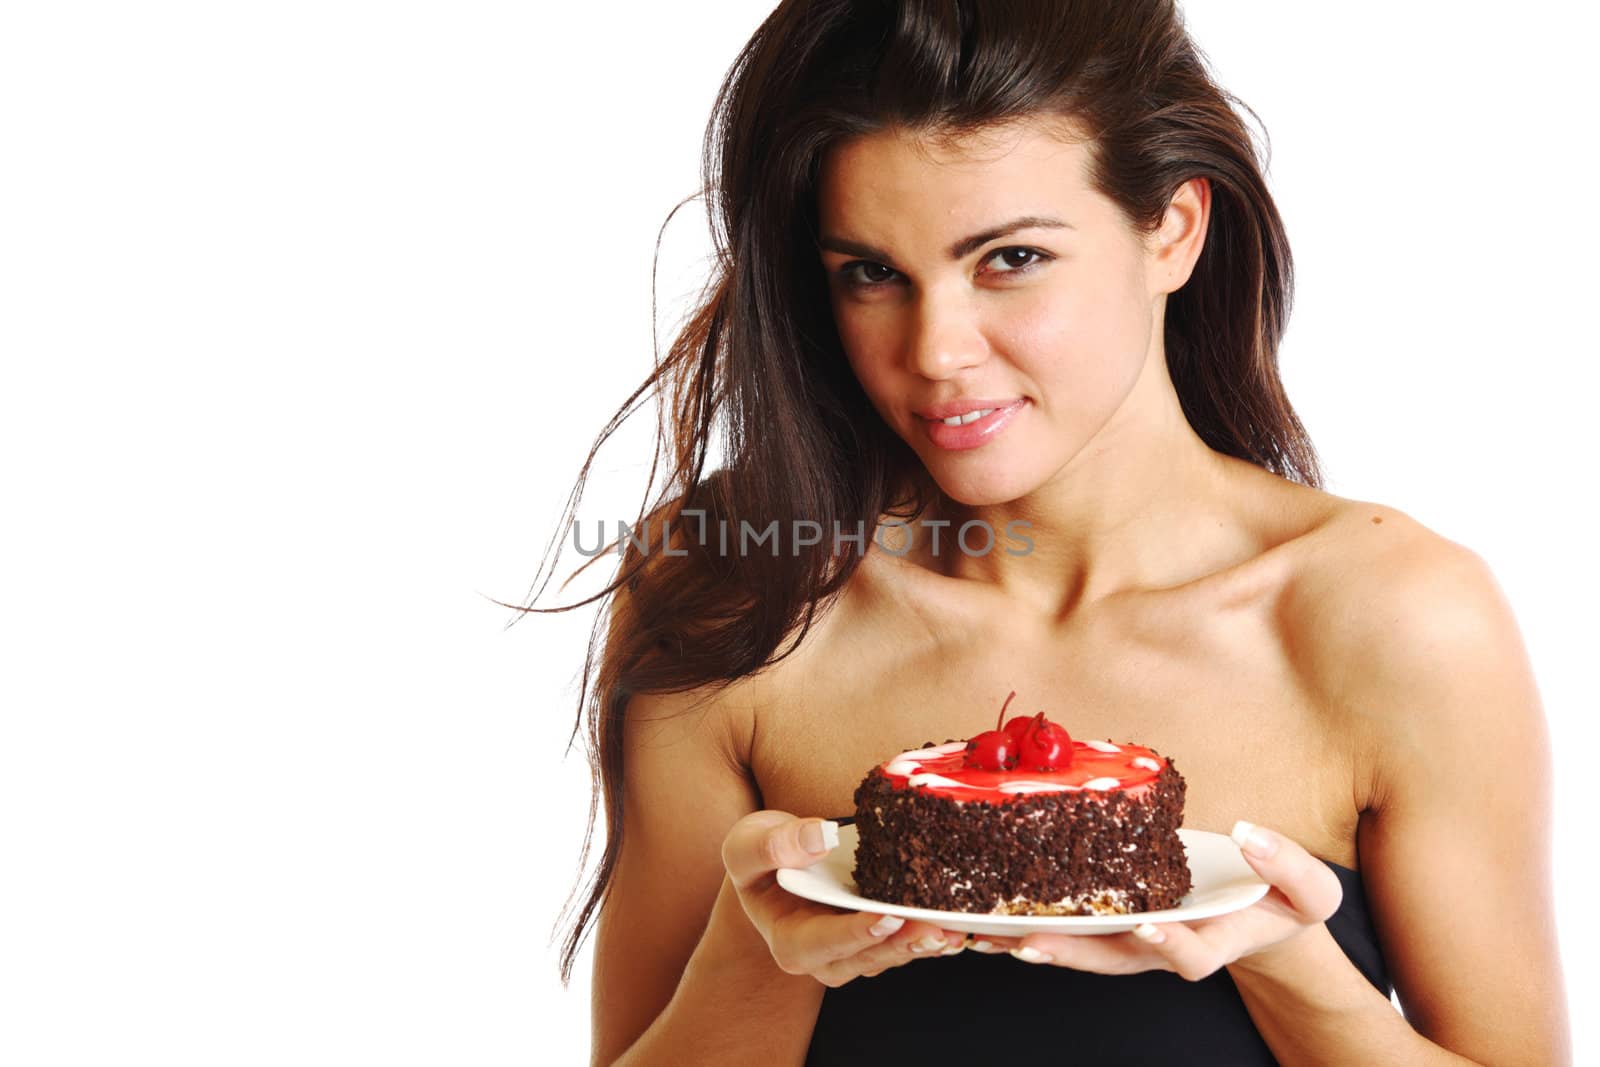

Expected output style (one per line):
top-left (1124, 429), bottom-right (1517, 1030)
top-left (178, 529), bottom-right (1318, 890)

top-left (906, 290), bottom-right (986, 380)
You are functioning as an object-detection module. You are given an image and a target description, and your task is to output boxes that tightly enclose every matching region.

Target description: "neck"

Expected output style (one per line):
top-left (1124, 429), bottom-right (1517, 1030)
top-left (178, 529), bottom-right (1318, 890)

top-left (907, 360), bottom-right (1253, 622)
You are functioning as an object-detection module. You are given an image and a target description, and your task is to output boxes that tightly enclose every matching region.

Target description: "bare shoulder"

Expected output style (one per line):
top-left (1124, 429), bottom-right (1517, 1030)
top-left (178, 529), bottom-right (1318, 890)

top-left (603, 558), bottom-right (768, 778)
top-left (707, 560), bottom-right (878, 764)
top-left (1281, 498), bottom-right (1542, 806)
top-left (732, 548), bottom-right (930, 765)
top-left (1287, 499), bottom-right (1500, 619)
top-left (624, 677), bottom-right (760, 776)
top-left (1284, 499), bottom-right (1524, 691)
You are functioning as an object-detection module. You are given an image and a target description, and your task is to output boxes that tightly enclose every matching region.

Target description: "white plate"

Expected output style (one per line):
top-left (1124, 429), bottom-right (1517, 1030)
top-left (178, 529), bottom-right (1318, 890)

top-left (776, 824), bottom-right (1270, 937)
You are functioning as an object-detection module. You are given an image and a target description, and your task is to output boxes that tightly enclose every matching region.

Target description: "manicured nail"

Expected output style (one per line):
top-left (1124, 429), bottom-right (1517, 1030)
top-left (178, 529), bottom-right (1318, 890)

top-left (938, 942), bottom-right (967, 956)
top-left (970, 939), bottom-right (1000, 954)
top-left (802, 819), bottom-right (838, 855)
top-left (869, 915), bottom-right (905, 937)
top-left (1230, 820), bottom-right (1277, 858)
top-left (1133, 923), bottom-right (1166, 944)
top-left (910, 935), bottom-right (945, 954)
top-left (1009, 946), bottom-right (1051, 963)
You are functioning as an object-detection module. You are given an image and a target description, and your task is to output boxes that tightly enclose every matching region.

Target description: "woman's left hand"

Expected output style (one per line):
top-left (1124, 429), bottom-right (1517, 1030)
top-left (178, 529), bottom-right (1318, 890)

top-left (968, 821), bottom-right (1344, 981)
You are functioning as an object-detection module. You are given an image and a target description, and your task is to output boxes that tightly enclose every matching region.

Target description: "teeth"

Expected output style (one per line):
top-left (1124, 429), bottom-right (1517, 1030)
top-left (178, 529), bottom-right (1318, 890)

top-left (941, 407), bottom-right (996, 426)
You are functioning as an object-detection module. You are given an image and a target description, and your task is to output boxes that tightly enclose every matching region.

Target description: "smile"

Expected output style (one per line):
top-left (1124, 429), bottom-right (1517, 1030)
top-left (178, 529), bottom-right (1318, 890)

top-left (919, 399), bottom-right (1027, 452)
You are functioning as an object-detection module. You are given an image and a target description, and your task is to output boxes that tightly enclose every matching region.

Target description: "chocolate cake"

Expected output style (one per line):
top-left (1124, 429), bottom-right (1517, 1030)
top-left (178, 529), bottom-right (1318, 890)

top-left (850, 695), bottom-right (1192, 916)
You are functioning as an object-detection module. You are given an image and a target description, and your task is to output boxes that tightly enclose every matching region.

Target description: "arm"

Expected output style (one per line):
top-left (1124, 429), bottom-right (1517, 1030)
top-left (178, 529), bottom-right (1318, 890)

top-left (1227, 915), bottom-right (1480, 1064)
top-left (609, 871), bottom-right (826, 1067)
top-left (1228, 525), bottom-right (1570, 1065)
top-left (590, 680), bottom-right (822, 1067)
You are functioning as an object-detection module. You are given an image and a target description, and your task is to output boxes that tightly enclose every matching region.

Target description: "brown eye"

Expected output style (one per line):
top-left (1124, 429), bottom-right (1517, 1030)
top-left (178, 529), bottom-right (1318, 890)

top-left (985, 247), bottom-right (1049, 274)
top-left (842, 261), bottom-right (898, 287)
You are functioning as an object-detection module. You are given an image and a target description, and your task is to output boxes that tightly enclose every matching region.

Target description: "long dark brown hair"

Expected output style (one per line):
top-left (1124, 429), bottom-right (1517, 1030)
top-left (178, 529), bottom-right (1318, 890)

top-left (513, 0), bottom-right (1324, 987)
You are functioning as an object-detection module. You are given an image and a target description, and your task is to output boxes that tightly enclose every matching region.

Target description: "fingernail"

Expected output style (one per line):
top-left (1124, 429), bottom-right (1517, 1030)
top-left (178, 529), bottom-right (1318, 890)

top-left (1133, 923), bottom-right (1166, 944)
top-left (970, 939), bottom-right (1000, 954)
top-left (869, 915), bottom-right (904, 937)
top-left (910, 935), bottom-right (945, 954)
top-left (1009, 946), bottom-right (1051, 964)
top-left (802, 819), bottom-right (838, 855)
top-left (938, 942), bottom-right (967, 956)
top-left (1230, 820), bottom-right (1277, 858)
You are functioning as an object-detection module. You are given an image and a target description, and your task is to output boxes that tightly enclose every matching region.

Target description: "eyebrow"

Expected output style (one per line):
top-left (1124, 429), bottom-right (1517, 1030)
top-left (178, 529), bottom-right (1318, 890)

top-left (818, 215), bottom-right (1073, 264)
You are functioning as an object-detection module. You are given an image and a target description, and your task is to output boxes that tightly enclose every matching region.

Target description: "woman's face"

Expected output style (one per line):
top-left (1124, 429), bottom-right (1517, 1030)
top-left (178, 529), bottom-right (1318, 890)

top-left (816, 116), bottom-right (1194, 507)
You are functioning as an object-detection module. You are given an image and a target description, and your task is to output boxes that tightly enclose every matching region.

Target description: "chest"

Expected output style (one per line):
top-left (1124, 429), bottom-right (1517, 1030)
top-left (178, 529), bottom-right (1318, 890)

top-left (748, 584), bottom-right (1366, 869)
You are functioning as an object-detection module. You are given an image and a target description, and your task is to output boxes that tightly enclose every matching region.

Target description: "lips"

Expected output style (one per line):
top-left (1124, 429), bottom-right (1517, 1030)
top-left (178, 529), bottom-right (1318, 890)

top-left (919, 398), bottom-right (1027, 451)
top-left (914, 397), bottom-right (1024, 421)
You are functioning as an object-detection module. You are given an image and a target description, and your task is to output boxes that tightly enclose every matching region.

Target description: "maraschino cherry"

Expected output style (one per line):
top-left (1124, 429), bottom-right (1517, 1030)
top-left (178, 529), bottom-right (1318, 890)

top-left (1001, 709), bottom-right (1035, 747)
top-left (962, 691), bottom-right (1022, 771)
top-left (1017, 711), bottom-right (1074, 771)
top-left (964, 691), bottom-right (1075, 772)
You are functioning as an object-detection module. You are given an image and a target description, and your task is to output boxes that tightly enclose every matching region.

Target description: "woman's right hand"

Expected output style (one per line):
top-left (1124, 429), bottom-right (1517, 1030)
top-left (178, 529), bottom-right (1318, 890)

top-left (721, 809), bottom-right (970, 988)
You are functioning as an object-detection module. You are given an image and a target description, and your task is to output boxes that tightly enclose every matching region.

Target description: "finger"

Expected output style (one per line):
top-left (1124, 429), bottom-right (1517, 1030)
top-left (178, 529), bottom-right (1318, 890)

top-left (1008, 930), bottom-right (1160, 974)
top-left (967, 934), bottom-right (1020, 954)
top-left (721, 810), bottom-right (840, 893)
top-left (815, 918), bottom-right (965, 984)
top-left (791, 910), bottom-right (957, 981)
top-left (1230, 820), bottom-right (1343, 923)
top-left (869, 923), bottom-right (966, 962)
top-left (924, 929), bottom-right (971, 957)
top-left (1126, 921), bottom-right (1220, 981)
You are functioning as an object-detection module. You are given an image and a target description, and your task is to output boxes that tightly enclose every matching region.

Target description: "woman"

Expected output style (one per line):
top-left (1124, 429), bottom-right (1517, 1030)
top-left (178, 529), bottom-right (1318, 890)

top-left (539, 1), bottom-right (1570, 1063)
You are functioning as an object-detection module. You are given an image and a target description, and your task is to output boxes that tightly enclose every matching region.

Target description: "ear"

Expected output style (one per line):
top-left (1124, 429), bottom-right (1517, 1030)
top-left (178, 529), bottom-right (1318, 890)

top-left (1148, 176), bottom-right (1210, 295)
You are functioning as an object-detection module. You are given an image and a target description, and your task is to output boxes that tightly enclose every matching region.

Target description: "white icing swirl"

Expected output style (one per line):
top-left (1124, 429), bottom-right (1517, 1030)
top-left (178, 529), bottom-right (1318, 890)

top-left (888, 741), bottom-right (967, 765)
top-left (997, 780), bottom-right (1080, 794)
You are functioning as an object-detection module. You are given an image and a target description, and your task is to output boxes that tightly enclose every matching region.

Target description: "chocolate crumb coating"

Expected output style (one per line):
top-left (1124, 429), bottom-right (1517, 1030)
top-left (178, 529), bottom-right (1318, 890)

top-left (850, 743), bottom-right (1192, 915)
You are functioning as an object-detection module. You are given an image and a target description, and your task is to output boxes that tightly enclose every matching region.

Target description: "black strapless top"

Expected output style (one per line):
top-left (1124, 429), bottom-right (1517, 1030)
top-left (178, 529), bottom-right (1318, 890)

top-left (806, 817), bottom-right (1392, 1066)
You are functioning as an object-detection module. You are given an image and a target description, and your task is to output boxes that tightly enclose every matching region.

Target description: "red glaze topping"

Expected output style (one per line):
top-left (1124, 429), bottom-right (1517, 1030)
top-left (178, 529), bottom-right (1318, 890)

top-left (880, 691), bottom-right (1167, 804)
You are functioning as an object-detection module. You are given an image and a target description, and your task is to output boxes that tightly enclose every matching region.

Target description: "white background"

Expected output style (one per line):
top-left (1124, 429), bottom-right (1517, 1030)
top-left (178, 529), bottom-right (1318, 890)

top-left (3, 1), bottom-right (1594, 1063)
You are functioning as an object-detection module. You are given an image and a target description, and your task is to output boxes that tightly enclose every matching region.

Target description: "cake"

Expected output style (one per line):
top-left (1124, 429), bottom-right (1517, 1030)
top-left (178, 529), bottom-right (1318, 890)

top-left (850, 692), bottom-right (1193, 916)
